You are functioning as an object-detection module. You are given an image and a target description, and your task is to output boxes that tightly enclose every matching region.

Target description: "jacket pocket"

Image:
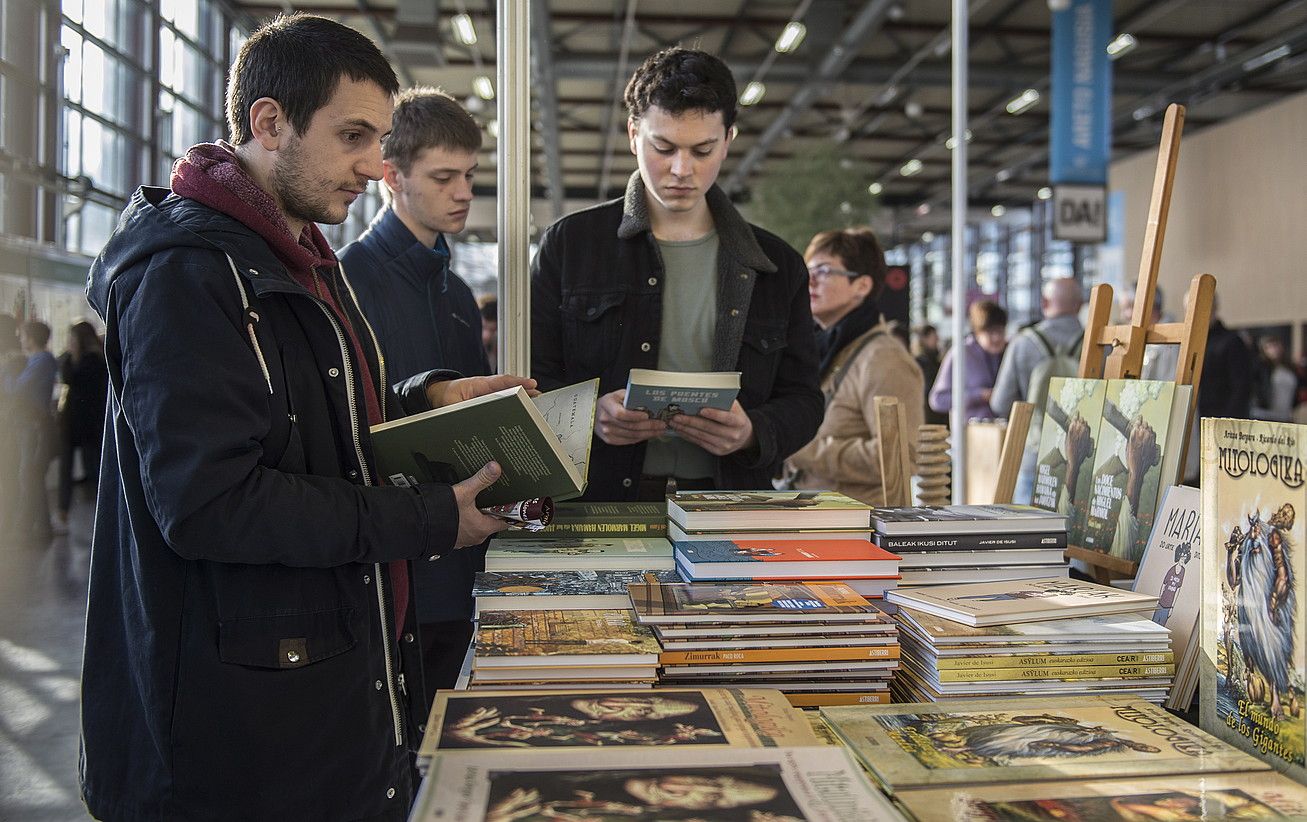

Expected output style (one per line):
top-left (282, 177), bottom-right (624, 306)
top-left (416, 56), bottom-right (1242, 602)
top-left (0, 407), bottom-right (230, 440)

top-left (560, 290), bottom-right (628, 378)
top-left (739, 318), bottom-right (789, 402)
top-left (218, 607), bottom-right (357, 669)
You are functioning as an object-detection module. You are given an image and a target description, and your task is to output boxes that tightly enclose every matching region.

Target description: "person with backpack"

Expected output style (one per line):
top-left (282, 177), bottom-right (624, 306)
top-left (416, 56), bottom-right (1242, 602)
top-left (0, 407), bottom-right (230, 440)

top-left (990, 277), bottom-right (1085, 504)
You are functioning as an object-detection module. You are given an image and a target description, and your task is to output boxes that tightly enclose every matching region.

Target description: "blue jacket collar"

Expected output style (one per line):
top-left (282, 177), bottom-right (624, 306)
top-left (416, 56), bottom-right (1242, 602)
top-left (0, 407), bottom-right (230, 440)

top-left (366, 207), bottom-right (451, 292)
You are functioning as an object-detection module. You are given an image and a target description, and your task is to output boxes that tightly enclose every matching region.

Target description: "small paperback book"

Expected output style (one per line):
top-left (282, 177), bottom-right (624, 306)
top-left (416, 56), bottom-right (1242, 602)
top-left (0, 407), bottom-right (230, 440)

top-left (628, 580), bottom-right (886, 624)
top-left (420, 687), bottom-right (819, 761)
top-left (623, 368), bottom-right (741, 421)
top-left (368, 379), bottom-right (598, 507)
top-left (1080, 379), bottom-right (1192, 561)
top-left (1132, 484), bottom-right (1202, 710)
top-left (669, 491), bottom-right (873, 531)
top-left (484, 536), bottom-right (674, 572)
top-left (1201, 417), bottom-right (1307, 783)
top-left (472, 569), bottom-right (678, 613)
top-left (473, 609), bottom-right (660, 667)
top-left (411, 746), bottom-right (906, 822)
top-left (495, 501), bottom-right (667, 540)
top-left (896, 771), bottom-right (1307, 822)
top-left (872, 504), bottom-right (1065, 536)
top-left (819, 695), bottom-right (1268, 794)
top-left (1032, 377), bottom-right (1108, 547)
top-left (885, 577), bottom-right (1156, 627)
top-left (674, 538), bottom-right (900, 581)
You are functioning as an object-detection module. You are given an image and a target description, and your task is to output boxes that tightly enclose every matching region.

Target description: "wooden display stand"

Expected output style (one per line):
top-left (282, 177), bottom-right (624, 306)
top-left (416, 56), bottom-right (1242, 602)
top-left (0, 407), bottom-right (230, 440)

top-left (996, 104), bottom-right (1216, 584)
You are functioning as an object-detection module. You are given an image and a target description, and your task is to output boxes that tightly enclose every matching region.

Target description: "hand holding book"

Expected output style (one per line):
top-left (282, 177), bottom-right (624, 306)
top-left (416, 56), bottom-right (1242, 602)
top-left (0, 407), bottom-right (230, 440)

top-left (594, 388), bottom-right (667, 446)
top-left (667, 400), bottom-right (756, 456)
top-left (426, 374), bottom-right (538, 409)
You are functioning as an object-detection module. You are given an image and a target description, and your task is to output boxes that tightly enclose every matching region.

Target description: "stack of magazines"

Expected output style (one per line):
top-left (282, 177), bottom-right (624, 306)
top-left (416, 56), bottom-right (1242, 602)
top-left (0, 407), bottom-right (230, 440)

top-left (871, 503), bottom-right (1069, 587)
top-left (885, 577), bottom-right (1173, 702)
top-left (627, 578), bottom-right (899, 707)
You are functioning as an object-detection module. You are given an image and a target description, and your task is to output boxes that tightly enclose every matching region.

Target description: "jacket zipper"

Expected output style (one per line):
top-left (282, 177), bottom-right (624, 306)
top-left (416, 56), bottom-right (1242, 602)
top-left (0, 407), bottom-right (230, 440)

top-left (307, 274), bottom-right (404, 749)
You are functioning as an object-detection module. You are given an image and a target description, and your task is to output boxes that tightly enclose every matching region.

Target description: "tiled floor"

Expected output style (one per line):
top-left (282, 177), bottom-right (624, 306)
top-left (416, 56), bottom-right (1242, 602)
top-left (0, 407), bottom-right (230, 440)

top-left (1, 485), bottom-right (94, 821)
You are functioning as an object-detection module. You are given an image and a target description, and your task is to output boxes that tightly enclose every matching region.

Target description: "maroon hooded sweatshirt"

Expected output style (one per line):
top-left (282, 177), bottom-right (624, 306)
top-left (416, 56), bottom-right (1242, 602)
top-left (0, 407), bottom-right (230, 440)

top-left (171, 142), bottom-right (409, 633)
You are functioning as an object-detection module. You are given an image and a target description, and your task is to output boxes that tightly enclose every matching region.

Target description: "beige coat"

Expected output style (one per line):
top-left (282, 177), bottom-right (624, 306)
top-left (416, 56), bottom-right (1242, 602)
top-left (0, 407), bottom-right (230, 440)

top-left (787, 323), bottom-right (925, 505)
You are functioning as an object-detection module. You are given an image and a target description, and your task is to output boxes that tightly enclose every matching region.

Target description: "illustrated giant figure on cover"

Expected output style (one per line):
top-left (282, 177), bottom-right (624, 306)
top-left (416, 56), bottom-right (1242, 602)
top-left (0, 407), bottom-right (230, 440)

top-left (1226, 503), bottom-right (1297, 719)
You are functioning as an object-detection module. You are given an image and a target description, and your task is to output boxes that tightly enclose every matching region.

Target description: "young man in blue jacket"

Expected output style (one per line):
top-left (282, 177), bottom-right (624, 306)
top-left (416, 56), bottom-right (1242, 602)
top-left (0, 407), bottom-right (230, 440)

top-left (531, 48), bottom-right (823, 501)
top-left (339, 88), bottom-right (487, 696)
top-left (79, 15), bottom-right (529, 821)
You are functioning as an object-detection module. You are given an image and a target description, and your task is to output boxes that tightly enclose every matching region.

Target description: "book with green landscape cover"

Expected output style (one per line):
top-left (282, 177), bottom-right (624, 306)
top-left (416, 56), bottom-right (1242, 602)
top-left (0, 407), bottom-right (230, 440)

top-left (669, 491), bottom-right (872, 530)
top-left (819, 695), bottom-right (1269, 794)
top-left (1032, 377), bottom-right (1107, 548)
top-left (472, 569), bottom-right (678, 613)
top-left (1080, 379), bottom-right (1192, 560)
top-left (494, 501), bottom-right (668, 539)
top-left (484, 536), bottom-right (674, 572)
top-left (368, 379), bottom-right (598, 507)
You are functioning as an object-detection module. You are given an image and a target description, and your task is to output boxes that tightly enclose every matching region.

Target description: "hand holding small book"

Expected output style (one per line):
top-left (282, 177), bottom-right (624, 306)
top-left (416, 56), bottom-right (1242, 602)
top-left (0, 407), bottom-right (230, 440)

top-left (594, 388), bottom-right (667, 445)
top-left (667, 400), bottom-right (756, 456)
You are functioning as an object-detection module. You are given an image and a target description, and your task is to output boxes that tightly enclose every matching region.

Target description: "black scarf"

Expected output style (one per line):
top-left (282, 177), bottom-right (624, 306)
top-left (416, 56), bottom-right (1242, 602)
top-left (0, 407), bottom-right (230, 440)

top-left (816, 295), bottom-right (881, 376)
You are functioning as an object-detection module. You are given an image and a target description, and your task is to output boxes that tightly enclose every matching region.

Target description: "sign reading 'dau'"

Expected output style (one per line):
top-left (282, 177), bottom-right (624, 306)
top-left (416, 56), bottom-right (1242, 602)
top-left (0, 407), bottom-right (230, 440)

top-left (1053, 184), bottom-right (1107, 243)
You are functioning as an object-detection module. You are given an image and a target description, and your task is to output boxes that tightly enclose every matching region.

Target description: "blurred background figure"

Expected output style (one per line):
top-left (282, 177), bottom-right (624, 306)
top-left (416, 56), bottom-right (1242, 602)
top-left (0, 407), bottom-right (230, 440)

top-left (1253, 334), bottom-right (1296, 422)
top-left (479, 295), bottom-right (498, 370)
top-left (0, 313), bottom-right (25, 533)
top-left (784, 227), bottom-right (923, 505)
top-left (55, 321), bottom-right (108, 533)
top-left (4, 320), bottom-right (57, 543)
top-left (1118, 282), bottom-right (1179, 382)
top-left (929, 299), bottom-right (1008, 422)
top-left (913, 324), bottom-right (947, 425)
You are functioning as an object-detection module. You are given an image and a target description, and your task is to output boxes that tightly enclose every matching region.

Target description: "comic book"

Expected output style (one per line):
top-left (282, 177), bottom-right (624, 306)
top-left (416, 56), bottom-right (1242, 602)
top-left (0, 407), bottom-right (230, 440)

top-left (1201, 417), bottom-right (1307, 783)
top-left (411, 746), bottom-right (907, 822)
top-left (668, 490), bottom-right (872, 530)
top-left (484, 536), bottom-right (674, 572)
top-left (884, 577), bottom-right (1156, 627)
top-left (895, 607), bottom-right (1169, 647)
top-left (627, 579), bottom-right (886, 624)
top-left (419, 687), bottom-right (818, 765)
top-left (897, 771), bottom-right (1307, 821)
top-left (1080, 380), bottom-right (1192, 560)
top-left (820, 695), bottom-right (1268, 793)
top-left (472, 569), bottom-right (678, 614)
top-left (473, 609), bottom-right (660, 667)
top-left (1032, 377), bottom-right (1107, 549)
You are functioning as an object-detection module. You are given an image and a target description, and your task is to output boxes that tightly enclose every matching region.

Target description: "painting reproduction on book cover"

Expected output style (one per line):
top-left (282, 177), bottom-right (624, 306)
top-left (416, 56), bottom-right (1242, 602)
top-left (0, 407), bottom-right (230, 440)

top-left (1202, 417), bottom-right (1307, 782)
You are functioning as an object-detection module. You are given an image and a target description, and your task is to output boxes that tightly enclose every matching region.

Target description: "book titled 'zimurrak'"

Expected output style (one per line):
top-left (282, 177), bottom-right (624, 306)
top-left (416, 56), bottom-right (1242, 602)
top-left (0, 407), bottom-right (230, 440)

top-left (368, 379), bottom-right (598, 507)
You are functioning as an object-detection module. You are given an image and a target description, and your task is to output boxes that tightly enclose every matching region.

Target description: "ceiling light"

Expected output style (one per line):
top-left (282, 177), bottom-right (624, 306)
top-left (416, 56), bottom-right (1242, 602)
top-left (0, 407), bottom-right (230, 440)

top-left (473, 76), bottom-right (495, 100)
top-left (991, 204), bottom-right (1007, 217)
top-left (921, 231), bottom-right (935, 242)
top-left (1005, 88), bottom-right (1040, 115)
top-left (900, 158), bottom-right (924, 177)
top-left (916, 203), bottom-right (932, 216)
top-left (1243, 44), bottom-right (1291, 72)
top-left (775, 21), bottom-right (807, 53)
top-left (486, 119), bottom-right (499, 139)
top-left (995, 168), bottom-right (1013, 183)
top-left (451, 13), bottom-right (478, 46)
top-left (905, 100), bottom-right (924, 119)
top-left (868, 181), bottom-right (883, 196)
top-left (1106, 32), bottom-right (1136, 59)
top-left (1133, 104), bottom-right (1155, 121)
top-left (877, 85), bottom-right (899, 106)
top-left (944, 129), bottom-right (973, 150)
top-left (740, 81), bottom-right (766, 106)
top-left (1037, 186), bottom-right (1053, 200)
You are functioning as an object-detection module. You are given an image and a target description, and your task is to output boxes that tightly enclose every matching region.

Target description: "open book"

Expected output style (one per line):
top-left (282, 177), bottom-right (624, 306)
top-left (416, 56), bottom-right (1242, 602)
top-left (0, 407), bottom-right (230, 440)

top-left (368, 379), bottom-right (599, 507)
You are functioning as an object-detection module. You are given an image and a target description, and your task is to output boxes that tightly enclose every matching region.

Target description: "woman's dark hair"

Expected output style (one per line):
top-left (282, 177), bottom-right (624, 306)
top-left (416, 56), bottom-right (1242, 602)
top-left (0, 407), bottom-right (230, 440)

top-left (968, 299), bottom-right (1008, 333)
top-left (226, 13), bottom-right (399, 145)
top-left (624, 47), bottom-right (738, 130)
top-left (804, 227), bottom-right (888, 295)
top-left (68, 321), bottom-right (103, 363)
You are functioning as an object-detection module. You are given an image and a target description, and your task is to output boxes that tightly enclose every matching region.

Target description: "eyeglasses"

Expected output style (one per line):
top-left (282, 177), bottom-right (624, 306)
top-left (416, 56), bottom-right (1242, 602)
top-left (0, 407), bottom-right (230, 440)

top-left (807, 263), bottom-right (864, 283)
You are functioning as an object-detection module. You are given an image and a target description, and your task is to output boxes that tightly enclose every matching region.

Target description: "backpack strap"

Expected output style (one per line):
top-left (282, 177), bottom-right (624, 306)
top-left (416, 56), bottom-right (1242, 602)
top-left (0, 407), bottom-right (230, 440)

top-left (826, 327), bottom-right (885, 402)
top-left (1025, 326), bottom-right (1056, 358)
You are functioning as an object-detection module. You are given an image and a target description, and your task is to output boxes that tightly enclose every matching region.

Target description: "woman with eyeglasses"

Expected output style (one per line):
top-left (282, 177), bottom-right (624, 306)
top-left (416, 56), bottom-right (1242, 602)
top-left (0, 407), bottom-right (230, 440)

top-left (782, 228), bottom-right (924, 505)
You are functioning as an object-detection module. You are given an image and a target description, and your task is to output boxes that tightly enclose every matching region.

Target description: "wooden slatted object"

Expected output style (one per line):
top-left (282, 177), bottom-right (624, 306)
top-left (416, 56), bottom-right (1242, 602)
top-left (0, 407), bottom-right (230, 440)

top-left (875, 396), bottom-right (914, 507)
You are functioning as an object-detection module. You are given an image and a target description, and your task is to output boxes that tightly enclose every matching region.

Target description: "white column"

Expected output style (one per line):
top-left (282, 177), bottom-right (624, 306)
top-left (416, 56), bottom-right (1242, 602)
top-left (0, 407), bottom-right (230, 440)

top-left (497, 0), bottom-right (531, 377)
top-left (950, 0), bottom-right (969, 503)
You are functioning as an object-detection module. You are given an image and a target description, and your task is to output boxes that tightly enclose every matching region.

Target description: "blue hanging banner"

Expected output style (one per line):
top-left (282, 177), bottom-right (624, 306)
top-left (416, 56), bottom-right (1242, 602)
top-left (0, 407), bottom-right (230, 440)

top-left (1050, 0), bottom-right (1113, 185)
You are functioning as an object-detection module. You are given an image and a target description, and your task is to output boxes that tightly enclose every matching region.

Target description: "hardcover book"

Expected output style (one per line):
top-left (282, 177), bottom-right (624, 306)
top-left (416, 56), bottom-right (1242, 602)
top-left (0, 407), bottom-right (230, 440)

top-left (1032, 378), bottom-right (1107, 548)
top-left (368, 379), bottom-right (598, 506)
top-left (896, 564), bottom-right (1068, 586)
top-left (670, 521), bottom-right (873, 543)
top-left (872, 531), bottom-right (1067, 552)
top-left (658, 645), bottom-right (901, 665)
top-left (668, 491), bottom-right (873, 531)
top-left (421, 687), bottom-right (818, 761)
top-left (628, 580), bottom-right (886, 624)
top-left (622, 368), bottom-right (741, 421)
top-left (820, 695), bottom-right (1269, 794)
top-left (926, 649), bottom-right (1173, 671)
top-left (472, 569), bottom-right (678, 613)
top-left (495, 501), bottom-right (667, 539)
top-left (896, 607), bottom-right (1169, 646)
top-left (673, 538), bottom-right (900, 580)
top-left (411, 746), bottom-right (908, 822)
top-left (897, 771), bottom-right (1307, 821)
top-left (484, 537), bottom-right (674, 572)
top-left (895, 548), bottom-right (1067, 568)
top-left (473, 609), bottom-right (660, 667)
top-left (1132, 484), bottom-right (1202, 710)
top-left (872, 504), bottom-right (1065, 536)
top-left (927, 663), bottom-right (1175, 684)
top-left (1080, 379), bottom-right (1192, 560)
top-left (1201, 417), bottom-right (1307, 783)
top-left (885, 577), bottom-right (1157, 627)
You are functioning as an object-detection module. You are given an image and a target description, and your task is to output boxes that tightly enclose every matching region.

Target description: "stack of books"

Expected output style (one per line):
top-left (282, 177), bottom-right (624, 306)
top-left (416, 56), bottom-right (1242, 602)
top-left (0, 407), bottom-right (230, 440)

top-left (871, 503), bottom-right (1069, 587)
top-left (628, 578), bottom-right (899, 707)
top-left (467, 608), bottom-right (662, 690)
top-left (885, 577), bottom-right (1173, 702)
top-left (668, 491), bottom-right (900, 598)
top-left (492, 500), bottom-right (668, 540)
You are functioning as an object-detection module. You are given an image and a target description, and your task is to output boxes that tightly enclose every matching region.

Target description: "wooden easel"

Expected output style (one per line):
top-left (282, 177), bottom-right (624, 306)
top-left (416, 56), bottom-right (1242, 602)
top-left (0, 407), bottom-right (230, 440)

top-left (996, 104), bottom-right (1216, 584)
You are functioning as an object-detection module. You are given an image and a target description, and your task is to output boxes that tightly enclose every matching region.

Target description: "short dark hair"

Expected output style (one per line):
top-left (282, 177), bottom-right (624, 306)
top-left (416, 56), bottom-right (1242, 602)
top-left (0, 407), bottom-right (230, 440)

top-left (226, 13), bottom-right (399, 145)
top-left (479, 297), bottom-right (498, 322)
top-left (624, 47), bottom-right (738, 131)
top-left (804, 228), bottom-right (888, 295)
top-left (384, 86), bottom-right (483, 174)
top-left (969, 300), bottom-right (1008, 333)
top-left (22, 320), bottom-right (51, 348)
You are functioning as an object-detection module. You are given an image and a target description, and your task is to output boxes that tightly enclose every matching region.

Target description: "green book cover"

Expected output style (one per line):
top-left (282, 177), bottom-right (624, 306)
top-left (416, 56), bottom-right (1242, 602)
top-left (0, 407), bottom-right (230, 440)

top-left (368, 380), bottom-right (598, 507)
top-left (494, 501), bottom-right (669, 540)
top-left (1033, 378), bottom-right (1106, 550)
top-left (1081, 380), bottom-right (1190, 561)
